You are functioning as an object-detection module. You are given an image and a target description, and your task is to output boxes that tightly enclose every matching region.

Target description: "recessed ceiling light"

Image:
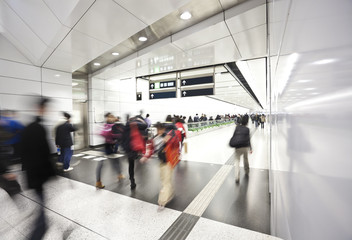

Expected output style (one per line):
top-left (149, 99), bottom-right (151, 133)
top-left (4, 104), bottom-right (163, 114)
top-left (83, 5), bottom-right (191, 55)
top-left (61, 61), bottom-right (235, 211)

top-left (139, 36), bottom-right (147, 42)
top-left (311, 92), bottom-right (319, 95)
top-left (180, 11), bottom-right (192, 20)
top-left (112, 52), bottom-right (119, 56)
top-left (313, 59), bottom-right (336, 65)
top-left (55, 74), bottom-right (60, 77)
top-left (297, 79), bottom-right (312, 83)
top-left (304, 88), bottom-right (315, 91)
top-left (72, 83), bottom-right (78, 86)
top-left (94, 62), bottom-right (101, 66)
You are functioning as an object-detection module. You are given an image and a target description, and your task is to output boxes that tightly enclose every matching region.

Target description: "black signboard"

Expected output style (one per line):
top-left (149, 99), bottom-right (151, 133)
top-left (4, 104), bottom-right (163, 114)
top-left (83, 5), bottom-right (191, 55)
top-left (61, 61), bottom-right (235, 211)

top-left (136, 92), bottom-right (142, 101)
top-left (150, 91), bottom-right (176, 99)
top-left (150, 81), bottom-right (176, 89)
top-left (181, 76), bottom-right (213, 86)
top-left (181, 88), bottom-right (214, 97)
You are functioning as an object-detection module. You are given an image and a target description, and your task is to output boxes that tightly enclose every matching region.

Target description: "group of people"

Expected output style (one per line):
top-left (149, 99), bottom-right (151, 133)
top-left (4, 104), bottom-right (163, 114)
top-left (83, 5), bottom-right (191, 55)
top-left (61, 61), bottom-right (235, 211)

top-left (97, 113), bottom-right (186, 209)
top-left (250, 114), bottom-right (266, 128)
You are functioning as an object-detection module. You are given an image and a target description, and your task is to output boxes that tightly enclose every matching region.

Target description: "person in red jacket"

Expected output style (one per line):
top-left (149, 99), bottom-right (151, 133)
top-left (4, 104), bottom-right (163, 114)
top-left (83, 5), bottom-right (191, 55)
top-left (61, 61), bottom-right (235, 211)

top-left (175, 117), bottom-right (186, 154)
top-left (140, 122), bottom-right (180, 210)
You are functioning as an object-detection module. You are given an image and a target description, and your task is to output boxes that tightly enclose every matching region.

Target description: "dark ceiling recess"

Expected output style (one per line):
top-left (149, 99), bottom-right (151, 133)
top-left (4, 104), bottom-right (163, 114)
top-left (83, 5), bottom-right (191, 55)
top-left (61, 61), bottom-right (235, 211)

top-left (225, 62), bottom-right (263, 109)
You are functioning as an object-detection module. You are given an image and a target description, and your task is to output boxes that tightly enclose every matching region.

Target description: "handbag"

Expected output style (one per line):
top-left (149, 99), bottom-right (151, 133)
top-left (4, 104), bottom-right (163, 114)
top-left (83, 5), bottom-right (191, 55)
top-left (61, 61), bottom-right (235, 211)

top-left (0, 176), bottom-right (21, 196)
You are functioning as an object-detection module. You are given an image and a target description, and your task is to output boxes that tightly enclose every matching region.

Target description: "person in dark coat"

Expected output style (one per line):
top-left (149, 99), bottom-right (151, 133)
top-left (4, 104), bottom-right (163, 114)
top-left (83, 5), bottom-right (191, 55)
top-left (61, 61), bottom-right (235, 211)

top-left (121, 115), bottom-right (147, 189)
top-left (55, 112), bottom-right (76, 171)
top-left (230, 115), bottom-right (252, 183)
top-left (21, 97), bottom-right (56, 240)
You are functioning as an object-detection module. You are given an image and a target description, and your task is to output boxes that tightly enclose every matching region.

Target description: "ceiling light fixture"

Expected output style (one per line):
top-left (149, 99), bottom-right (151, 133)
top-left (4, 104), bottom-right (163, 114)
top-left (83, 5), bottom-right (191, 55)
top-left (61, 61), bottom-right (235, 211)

top-left (94, 62), bottom-right (101, 66)
top-left (304, 88), bottom-right (315, 91)
top-left (139, 36), bottom-right (147, 42)
top-left (112, 52), bottom-right (119, 56)
top-left (313, 59), bottom-right (336, 65)
top-left (297, 79), bottom-right (312, 83)
top-left (55, 74), bottom-right (60, 77)
top-left (72, 83), bottom-right (78, 86)
top-left (180, 11), bottom-right (192, 20)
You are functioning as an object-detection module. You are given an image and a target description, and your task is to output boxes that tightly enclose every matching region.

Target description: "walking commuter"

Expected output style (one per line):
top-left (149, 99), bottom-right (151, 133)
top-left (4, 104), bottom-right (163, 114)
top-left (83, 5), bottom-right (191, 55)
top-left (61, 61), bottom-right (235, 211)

top-left (193, 114), bottom-right (199, 122)
top-left (260, 114), bottom-right (266, 128)
top-left (111, 116), bottom-right (124, 153)
top-left (175, 118), bottom-right (186, 153)
top-left (96, 113), bottom-right (125, 189)
top-left (229, 115), bottom-right (252, 183)
top-left (55, 112), bottom-right (76, 172)
top-left (121, 115), bottom-right (147, 189)
top-left (21, 98), bottom-right (56, 240)
top-left (145, 114), bottom-right (152, 128)
top-left (140, 122), bottom-right (180, 209)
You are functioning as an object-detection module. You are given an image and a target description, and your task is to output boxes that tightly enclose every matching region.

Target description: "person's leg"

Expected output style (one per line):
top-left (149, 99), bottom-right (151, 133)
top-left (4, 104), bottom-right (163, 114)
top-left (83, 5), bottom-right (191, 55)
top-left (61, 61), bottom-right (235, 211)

top-left (30, 188), bottom-right (46, 240)
top-left (128, 152), bottom-right (137, 189)
top-left (158, 163), bottom-right (174, 207)
top-left (95, 161), bottom-right (105, 188)
top-left (234, 149), bottom-right (242, 182)
top-left (243, 147), bottom-right (250, 174)
top-left (63, 147), bottom-right (72, 170)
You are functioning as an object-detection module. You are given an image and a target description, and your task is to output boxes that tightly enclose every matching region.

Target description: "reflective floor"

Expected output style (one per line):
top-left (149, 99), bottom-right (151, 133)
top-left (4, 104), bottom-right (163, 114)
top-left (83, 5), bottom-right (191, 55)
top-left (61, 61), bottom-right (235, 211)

top-left (0, 123), bottom-right (279, 240)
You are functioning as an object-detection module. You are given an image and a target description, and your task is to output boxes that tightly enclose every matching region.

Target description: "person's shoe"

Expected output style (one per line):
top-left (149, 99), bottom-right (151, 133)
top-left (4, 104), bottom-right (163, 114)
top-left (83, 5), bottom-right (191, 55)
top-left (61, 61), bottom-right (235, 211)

top-left (130, 179), bottom-right (136, 190)
top-left (118, 174), bottom-right (125, 180)
top-left (63, 167), bottom-right (73, 172)
top-left (96, 181), bottom-right (105, 189)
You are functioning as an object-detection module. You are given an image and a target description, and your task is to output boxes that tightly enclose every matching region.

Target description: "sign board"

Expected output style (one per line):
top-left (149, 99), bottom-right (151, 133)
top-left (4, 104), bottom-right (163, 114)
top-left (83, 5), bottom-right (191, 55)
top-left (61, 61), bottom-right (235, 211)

top-left (136, 92), bottom-right (142, 101)
top-left (181, 88), bottom-right (214, 97)
top-left (181, 76), bottom-right (213, 86)
top-left (150, 91), bottom-right (176, 100)
top-left (150, 80), bottom-right (176, 89)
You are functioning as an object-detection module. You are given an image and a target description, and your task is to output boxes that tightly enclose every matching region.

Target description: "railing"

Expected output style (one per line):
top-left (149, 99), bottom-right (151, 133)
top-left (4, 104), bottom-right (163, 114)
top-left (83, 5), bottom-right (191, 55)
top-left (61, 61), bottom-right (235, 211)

top-left (186, 119), bottom-right (237, 132)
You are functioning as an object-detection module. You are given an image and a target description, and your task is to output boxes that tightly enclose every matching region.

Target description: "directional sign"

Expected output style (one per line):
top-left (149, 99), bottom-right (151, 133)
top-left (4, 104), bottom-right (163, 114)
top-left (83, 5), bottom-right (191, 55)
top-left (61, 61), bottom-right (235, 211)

top-left (136, 92), bottom-right (142, 101)
top-left (150, 80), bottom-right (176, 89)
top-left (150, 91), bottom-right (176, 99)
top-left (181, 76), bottom-right (213, 86)
top-left (181, 88), bottom-right (214, 97)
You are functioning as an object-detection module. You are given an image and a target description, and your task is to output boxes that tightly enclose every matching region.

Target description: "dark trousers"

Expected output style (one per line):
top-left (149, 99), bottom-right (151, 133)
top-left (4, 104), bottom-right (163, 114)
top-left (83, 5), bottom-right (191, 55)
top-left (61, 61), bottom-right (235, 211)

top-left (127, 151), bottom-right (138, 183)
top-left (261, 122), bottom-right (264, 128)
top-left (96, 143), bottom-right (121, 182)
top-left (58, 147), bottom-right (73, 170)
top-left (30, 188), bottom-right (46, 240)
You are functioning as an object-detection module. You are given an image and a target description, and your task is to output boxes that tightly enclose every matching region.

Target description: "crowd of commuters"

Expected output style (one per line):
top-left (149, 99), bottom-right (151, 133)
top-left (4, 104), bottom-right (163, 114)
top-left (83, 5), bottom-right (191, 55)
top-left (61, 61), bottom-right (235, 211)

top-left (0, 104), bottom-right (267, 239)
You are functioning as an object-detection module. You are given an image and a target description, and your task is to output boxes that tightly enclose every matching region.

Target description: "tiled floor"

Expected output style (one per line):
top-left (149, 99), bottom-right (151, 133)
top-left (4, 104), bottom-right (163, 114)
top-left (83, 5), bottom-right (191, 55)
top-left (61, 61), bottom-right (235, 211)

top-left (0, 124), bottom-right (280, 239)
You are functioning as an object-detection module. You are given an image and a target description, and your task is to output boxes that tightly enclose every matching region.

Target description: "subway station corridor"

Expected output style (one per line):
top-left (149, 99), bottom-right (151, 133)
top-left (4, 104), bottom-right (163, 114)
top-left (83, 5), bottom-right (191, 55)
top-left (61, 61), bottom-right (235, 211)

top-left (1, 124), bottom-right (276, 240)
top-left (1, 0), bottom-right (352, 239)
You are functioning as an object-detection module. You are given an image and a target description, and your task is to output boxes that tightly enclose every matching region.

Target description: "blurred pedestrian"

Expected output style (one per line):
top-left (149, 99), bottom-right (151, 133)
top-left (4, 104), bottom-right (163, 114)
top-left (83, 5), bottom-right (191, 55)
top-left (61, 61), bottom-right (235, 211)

top-left (121, 115), bottom-right (147, 189)
top-left (55, 112), bottom-right (76, 172)
top-left (96, 113), bottom-right (125, 189)
top-left (21, 97), bottom-right (56, 239)
top-left (145, 114), bottom-right (152, 128)
top-left (140, 122), bottom-right (180, 209)
top-left (229, 115), bottom-right (252, 183)
top-left (260, 114), bottom-right (266, 128)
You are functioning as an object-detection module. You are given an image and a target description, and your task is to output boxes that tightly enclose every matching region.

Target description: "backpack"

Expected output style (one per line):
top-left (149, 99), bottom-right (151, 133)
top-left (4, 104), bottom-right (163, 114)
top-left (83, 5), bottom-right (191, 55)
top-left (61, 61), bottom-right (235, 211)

top-left (111, 123), bottom-right (124, 142)
top-left (164, 130), bottom-right (180, 168)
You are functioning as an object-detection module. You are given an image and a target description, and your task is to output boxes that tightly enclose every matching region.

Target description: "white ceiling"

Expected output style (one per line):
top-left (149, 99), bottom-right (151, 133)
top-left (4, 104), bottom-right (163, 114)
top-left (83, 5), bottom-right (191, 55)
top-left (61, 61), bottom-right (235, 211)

top-left (0, 0), bottom-right (267, 110)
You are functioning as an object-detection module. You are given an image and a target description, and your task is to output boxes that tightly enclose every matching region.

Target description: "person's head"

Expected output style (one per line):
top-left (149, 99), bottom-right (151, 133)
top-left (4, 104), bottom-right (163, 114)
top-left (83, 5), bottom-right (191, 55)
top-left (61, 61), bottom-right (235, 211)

top-left (165, 115), bottom-right (172, 122)
top-left (146, 114), bottom-right (150, 118)
top-left (175, 117), bottom-right (182, 123)
top-left (63, 112), bottom-right (71, 121)
top-left (155, 122), bottom-right (165, 135)
top-left (38, 97), bottom-right (50, 116)
top-left (241, 115), bottom-right (249, 126)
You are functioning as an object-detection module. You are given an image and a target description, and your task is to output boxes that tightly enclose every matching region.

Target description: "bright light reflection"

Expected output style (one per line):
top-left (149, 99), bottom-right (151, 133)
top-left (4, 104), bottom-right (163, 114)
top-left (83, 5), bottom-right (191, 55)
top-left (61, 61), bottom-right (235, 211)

top-left (297, 79), bottom-right (312, 83)
top-left (313, 59), bottom-right (337, 65)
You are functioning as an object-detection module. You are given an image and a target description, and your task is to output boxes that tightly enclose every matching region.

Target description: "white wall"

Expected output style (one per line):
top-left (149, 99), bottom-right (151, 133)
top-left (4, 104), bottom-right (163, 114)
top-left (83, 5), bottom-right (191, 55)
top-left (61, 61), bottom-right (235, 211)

top-left (269, 1), bottom-right (352, 240)
top-left (0, 35), bottom-right (72, 152)
top-left (88, 76), bottom-right (247, 146)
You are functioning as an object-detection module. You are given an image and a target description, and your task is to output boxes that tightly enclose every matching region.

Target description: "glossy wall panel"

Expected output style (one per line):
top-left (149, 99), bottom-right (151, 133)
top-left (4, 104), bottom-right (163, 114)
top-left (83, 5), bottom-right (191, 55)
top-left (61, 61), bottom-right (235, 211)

top-left (269, 0), bottom-right (352, 239)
